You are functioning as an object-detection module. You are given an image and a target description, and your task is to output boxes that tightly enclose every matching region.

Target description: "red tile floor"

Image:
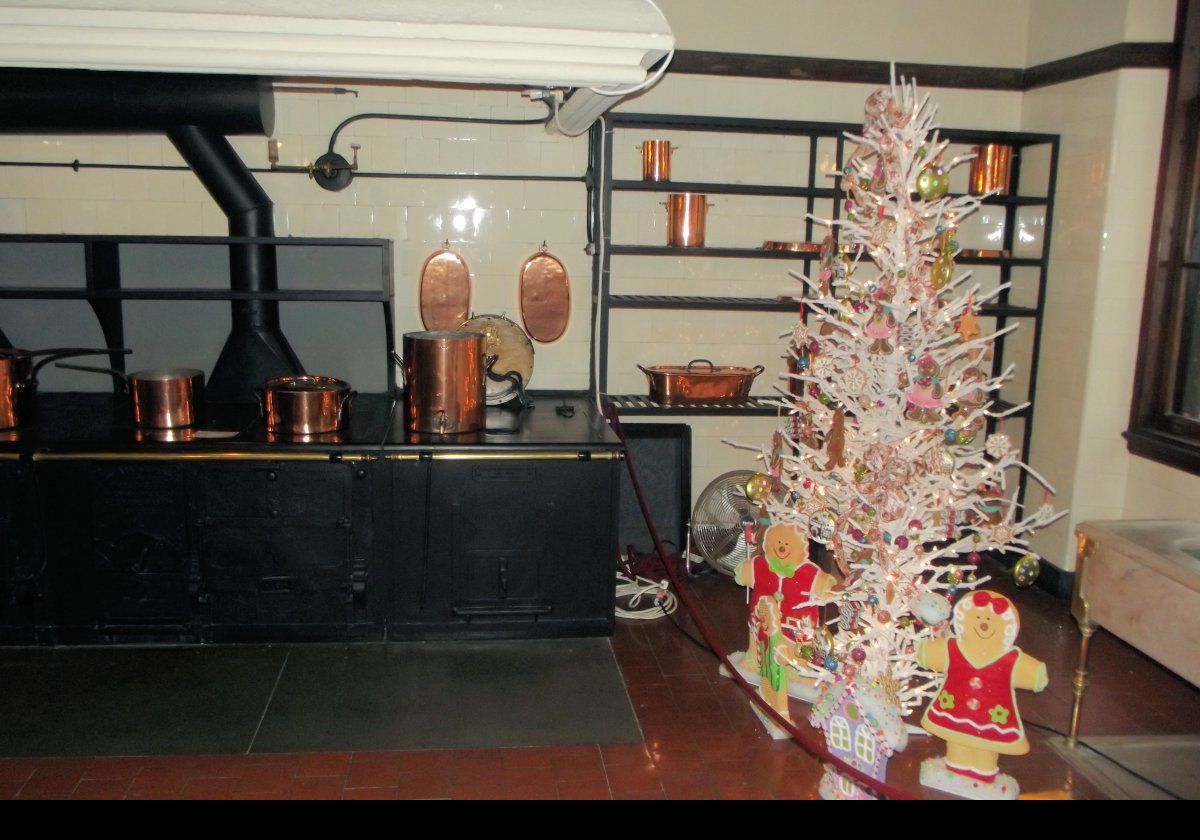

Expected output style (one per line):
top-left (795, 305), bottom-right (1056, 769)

top-left (2, 564), bottom-right (1198, 799)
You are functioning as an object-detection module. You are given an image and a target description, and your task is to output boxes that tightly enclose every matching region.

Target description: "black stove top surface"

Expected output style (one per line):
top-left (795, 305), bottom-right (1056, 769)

top-left (0, 393), bottom-right (619, 454)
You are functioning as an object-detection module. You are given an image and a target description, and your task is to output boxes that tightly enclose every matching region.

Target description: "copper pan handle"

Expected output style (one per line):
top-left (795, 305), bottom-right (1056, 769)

top-left (750, 364), bottom-right (766, 379)
top-left (390, 351), bottom-right (406, 387)
top-left (340, 390), bottom-right (358, 423)
top-left (54, 362), bottom-right (130, 391)
top-left (637, 364), bottom-right (653, 377)
top-left (687, 359), bottom-right (716, 372)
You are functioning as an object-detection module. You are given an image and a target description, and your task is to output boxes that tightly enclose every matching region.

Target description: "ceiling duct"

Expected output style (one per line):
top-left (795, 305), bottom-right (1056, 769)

top-left (0, 0), bottom-right (675, 127)
top-left (0, 68), bottom-right (300, 404)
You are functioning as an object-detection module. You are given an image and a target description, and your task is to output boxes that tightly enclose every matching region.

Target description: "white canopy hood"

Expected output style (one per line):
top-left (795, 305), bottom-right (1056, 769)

top-left (0, 0), bottom-right (674, 88)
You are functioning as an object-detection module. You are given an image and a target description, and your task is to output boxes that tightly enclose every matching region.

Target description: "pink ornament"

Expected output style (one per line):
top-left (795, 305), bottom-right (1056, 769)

top-left (895, 536), bottom-right (909, 549)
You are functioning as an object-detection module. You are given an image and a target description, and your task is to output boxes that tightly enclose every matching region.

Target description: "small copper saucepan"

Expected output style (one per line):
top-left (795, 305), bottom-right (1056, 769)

top-left (638, 140), bottom-right (677, 182)
top-left (0, 346), bottom-right (129, 430)
top-left (258, 375), bottom-right (354, 437)
top-left (58, 363), bottom-right (204, 429)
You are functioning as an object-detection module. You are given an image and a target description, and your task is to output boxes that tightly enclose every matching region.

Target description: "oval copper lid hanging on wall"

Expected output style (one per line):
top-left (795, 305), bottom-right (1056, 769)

top-left (419, 246), bottom-right (472, 331)
top-left (519, 243), bottom-right (570, 343)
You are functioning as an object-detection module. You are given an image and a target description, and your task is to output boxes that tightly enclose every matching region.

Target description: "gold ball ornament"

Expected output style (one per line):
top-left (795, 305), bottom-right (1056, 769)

top-left (744, 473), bottom-right (773, 503)
top-left (916, 166), bottom-right (950, 201)
top-left (1013, 554), bottom-right (1041, 588)
top-left (931, 255), bottom-right (955, 289)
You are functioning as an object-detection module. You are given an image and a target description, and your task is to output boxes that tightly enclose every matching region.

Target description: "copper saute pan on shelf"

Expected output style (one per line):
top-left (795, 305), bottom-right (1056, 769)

top-left (638, 359), bottom-right (765, 406)
top-left (58, 363), bottom-right (204, 430)
top-left (0, 346), bottom-right (128, 430)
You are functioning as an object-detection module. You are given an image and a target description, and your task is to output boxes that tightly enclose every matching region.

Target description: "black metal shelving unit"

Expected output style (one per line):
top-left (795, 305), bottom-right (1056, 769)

top-left (0, 233), bottom-right (397, 399)
top-left (589, 111), bottom-right (1059, 509)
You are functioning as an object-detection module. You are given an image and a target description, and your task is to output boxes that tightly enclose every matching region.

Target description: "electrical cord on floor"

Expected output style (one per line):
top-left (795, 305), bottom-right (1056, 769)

top-left (1022, 719), bottom-right (1181, 799)
top-left (614, 572), bottom-right (678, 621)
top-left (658, 599), bottom-right (716, 656)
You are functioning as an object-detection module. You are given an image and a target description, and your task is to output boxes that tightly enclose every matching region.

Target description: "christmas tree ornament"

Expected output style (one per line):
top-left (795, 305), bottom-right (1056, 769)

top-left (917, 591), bottom-right (1048, 799)
top-left (745, 472), bottom-right (773, 503)
top-left (1012, 554), bottom-right (1040, 588)
top-left (916, 165), bottom-right (950, 200)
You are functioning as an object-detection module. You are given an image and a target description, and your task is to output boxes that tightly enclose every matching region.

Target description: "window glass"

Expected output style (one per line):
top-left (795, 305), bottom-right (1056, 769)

top-left (854, 725), bottom-right (877, 764)
top-left (830, 716), bottom-right (851, 752)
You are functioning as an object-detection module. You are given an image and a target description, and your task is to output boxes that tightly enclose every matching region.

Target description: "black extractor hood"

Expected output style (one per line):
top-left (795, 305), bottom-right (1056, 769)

top-left (0, 67), bottom-right (302, 404)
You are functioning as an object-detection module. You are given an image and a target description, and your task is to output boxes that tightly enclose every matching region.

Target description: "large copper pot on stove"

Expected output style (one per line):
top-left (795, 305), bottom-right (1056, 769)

top-left (398, 331), bottom-right (487, 435)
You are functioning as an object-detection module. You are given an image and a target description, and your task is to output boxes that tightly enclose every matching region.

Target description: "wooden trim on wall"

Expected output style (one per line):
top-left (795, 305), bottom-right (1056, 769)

top-left (670, 41), bottom-right (1178, 91)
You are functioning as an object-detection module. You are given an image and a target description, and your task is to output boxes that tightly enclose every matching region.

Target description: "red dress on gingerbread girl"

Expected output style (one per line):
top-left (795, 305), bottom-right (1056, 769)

top-left (917, 589), bottom-right (1048, 800)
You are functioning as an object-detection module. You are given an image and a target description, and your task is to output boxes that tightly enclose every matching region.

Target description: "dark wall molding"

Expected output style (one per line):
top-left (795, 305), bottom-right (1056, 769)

top-left (671, 41), bottom-right (1178, 91)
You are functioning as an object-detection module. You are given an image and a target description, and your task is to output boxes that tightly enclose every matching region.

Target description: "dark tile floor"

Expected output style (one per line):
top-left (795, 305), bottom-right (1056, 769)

top-left (2, 564), bottom-right (1198, 799)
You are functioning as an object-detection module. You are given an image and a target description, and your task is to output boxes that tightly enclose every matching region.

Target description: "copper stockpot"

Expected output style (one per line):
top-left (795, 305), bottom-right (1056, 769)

top-left (639, 140), bottom-right (677, 182)
top-left (664, 193), bottom-right (713, 247)
top-left (58, 364), bottom-right (205, 429)
top-left (1, 347), bottom-right (128, 430)
top-left (259, 375), bottom-right (354, 436)
top-left (398, 331), bottom-right (487, 435)
top-left (969, 144), bottom-right (1013, 195)
top-left (639, 359), bottom-right (765, 406)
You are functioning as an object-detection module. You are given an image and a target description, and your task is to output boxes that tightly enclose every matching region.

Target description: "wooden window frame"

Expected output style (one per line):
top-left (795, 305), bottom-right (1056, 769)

top-left (1126, 0), bottom-right (1200, 473)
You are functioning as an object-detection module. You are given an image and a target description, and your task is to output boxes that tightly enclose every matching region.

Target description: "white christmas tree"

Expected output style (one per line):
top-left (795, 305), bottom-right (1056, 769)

top-left (737, 74), bottom-right (1064, 719)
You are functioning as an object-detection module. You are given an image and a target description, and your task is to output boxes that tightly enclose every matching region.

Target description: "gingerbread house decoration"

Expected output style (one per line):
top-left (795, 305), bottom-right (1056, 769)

top-left (809, 680), bottom-right (908, 800)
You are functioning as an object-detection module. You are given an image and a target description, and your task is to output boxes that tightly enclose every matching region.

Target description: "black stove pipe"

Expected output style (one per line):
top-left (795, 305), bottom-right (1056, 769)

top-left (168, 125), bottom-right (302, 403)
top-left (0, 68), bottom-right (301, 403)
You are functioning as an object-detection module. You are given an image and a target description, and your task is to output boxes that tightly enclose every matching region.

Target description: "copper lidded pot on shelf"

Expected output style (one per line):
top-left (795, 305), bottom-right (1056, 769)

top-left (397, 330), bottom-right (488, 435)
top-left (639, 140), bottom-right (677, 182)
top-left (664, 193), bottom-right (714, 248)
top-left (259, 375), bottom-right (354, 436)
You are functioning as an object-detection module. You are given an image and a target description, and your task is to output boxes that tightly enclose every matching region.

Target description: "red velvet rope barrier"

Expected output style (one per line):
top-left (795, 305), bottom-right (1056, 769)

top-left (606, 405), bottom-right (916, 800)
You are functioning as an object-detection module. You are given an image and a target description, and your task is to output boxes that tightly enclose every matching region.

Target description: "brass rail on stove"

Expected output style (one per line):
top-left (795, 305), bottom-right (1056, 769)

top-left (31, 451), bottom-right (378, 463)
top-left (386, 451), bottom-right (624, 462)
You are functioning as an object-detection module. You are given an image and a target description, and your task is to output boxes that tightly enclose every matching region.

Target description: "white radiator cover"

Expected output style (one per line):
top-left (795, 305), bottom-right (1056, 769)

top-left (0, 0), bottom-right (674, 88)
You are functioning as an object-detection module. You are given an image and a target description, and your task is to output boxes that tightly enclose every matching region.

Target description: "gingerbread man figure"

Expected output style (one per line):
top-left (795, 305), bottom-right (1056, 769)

top-left (905, 355), bottom-right (945, 424)
top-left (734, 523), bottom-right (836, 672)
top-left (916, 590), bottom-right (1048, 800)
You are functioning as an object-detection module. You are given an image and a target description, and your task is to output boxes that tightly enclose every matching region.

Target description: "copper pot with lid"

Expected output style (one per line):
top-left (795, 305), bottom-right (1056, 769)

top-left (57, 363), bottom-right (204, 430)
top-left (397, 331), bottom-right (488, 435)
top-left (639, 358), bottom-right (765, 405)
top-left (259, 375), bottom-right (354, 436)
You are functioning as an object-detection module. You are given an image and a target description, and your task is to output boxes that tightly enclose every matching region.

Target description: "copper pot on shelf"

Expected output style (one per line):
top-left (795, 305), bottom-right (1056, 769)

top-left (638, 359), bottom-right (765, 406)
top-left (397, 330), bottom-right (487, 435)
top-left (258, 375), bottom-right (354, 437)
top-left (639, 140), bottom-right (677, 182)
top-left (58, 363), bottom-right (204, 430)
top-left (663, 193), bottom-right (714, 247)
top-left (969, 144), bottom-right (1014, 195)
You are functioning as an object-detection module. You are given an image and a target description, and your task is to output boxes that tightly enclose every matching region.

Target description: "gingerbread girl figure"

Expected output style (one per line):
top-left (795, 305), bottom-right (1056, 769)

top-left (732, 523), bottom-right (837, 709)
top-left (916, 590), bottom-right (1048, 800)
top-left (864, 300), bottom-right (897, 354)
top-left (905, 355), bottom-right (945, 424)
